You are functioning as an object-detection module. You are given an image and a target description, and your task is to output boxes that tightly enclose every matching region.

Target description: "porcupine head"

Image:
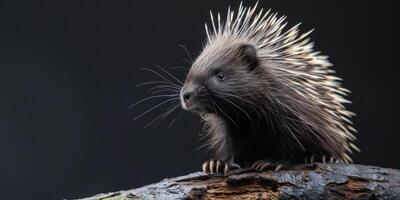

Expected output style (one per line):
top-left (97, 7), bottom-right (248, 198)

top-left (180, 3), bottom-right (359, 174)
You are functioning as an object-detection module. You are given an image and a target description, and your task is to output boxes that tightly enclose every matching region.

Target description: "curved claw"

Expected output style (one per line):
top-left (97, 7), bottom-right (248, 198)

top-left (224, 163), bottom-right (229, 176)
top-left (202, 159), bottom-right (241, 176)
top-left (209, 160), bottom-right (215, 174)
top-left (252, 160), bottom-right (288, 171)
top-left (259, 162), bottom-right (271, 171)
top-left (216, 160), bottom-right (221, 174)
top-left (202, 161), bottom-right (208, 173)
top-left (252, 160), bottom-right (272, 171)
top-left (224, 162), bottom-right (242, 175)
top-left (275, 164), bottom-right (283, 171)
top-left (230, 163), bottom-right (241, 169)
top-left (251, 160), bottom-right (264, 169)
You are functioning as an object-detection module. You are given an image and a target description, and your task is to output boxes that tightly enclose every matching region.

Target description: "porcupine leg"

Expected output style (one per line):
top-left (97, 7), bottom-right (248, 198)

top-left (200, 115), bottom-right (242, 175)
top-left (202, 159), bottom-right (241, 176)
top-left (201, 144), bottom-right (242, 176)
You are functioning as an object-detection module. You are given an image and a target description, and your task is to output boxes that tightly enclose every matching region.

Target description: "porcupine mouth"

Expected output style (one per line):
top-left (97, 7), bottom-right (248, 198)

top-left (180, 96), bottom-right (212, 114)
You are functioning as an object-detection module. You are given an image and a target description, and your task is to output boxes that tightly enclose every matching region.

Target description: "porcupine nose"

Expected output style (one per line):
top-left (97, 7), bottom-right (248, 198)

top-left (183, 91), bottom-right (193, 102)
top-left (182, 86), bottom-right (208, 103)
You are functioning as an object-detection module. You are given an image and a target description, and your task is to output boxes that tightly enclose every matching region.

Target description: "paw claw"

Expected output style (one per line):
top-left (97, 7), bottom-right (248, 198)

top-left (210, 160), bottom-right (215, 173)
top-left (202, 161), bottom-right (208, 173)
top-left (231, 163), bottom-right (241, 169)
top-left (251, 160), bottom-right (263, 169)
top-left (224, 163), bottom-right (229, 176)
top-left (216, 160), bottom-right (221, 174)
top-left (252, 160), bottom-right (272, 171)
top-left (252, 160), bottom-right (287, 171)
top-left (259, 162), bottom-right (271, 171)
top-left (275, 164), bottom-right (283, 171)
top-left (202, 159), bottom-right (241, 176)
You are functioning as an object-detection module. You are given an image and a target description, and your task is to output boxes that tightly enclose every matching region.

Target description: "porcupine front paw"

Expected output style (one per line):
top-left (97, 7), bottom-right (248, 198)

top-left (251, 160), bottom-right (288, 171)
top-left (202, 159), bottom-right (241, 176)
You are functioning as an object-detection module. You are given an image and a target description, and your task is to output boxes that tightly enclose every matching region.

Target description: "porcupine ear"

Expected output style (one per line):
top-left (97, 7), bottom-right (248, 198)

top-left (238, 44), bottom-right (258, 70)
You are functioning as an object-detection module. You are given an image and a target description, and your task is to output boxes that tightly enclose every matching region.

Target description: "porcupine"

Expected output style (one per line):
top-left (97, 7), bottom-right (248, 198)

top-left (179, 3), bottom-right (359, 175)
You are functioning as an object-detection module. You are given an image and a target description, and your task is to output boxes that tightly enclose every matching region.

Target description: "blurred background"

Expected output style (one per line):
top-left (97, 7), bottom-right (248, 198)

top-left (0, 0), bottom-right (397, 199)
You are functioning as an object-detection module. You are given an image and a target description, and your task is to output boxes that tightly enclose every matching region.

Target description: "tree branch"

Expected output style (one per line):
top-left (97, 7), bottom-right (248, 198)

top-left (79, 163), bottom-right (400, 200)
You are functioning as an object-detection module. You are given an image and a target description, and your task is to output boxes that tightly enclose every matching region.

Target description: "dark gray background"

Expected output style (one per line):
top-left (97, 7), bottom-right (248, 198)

top-left (0, 0), bottom-right (397, 199)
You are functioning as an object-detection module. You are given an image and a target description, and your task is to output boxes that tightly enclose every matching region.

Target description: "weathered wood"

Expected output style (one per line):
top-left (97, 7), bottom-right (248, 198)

top-left (79, 163), bottom-right (400, 200)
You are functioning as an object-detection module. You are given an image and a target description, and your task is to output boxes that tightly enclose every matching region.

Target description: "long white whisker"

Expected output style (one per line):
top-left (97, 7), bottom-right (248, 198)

top-left (134, 98), bottom-right (179, 121)
top-left (150, 89), bottom-right (180, 95)
top-left (141, 67), bottom-right (180, 87)
top-left (167, 110), bottom-right (183, 131)
top-left (178, 44), bottom-right (194, 62)
top-left (211, 98), bottom-right (238, 128)
top-left (217, 94), bottom-right (251, 119)
top-left (146, 85), bottom-right (181, 93)
top-left (144, 102), bottom-right (180, 129)
top-left (155, 64), bottom-right (183, 85)
top-left (170, 66), bottom-right (188, 71)
top-left (136, 80), bottom-right (179, 87)
top-left (180, 58), bottom-right (192, 65)
top-left (216, 90), bottom-right (266, 118)
top-left (129, 94), bottom-right (179, 108)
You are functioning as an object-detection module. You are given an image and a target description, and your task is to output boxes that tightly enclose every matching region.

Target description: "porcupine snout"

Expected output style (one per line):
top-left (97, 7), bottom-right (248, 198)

top-left (180, 84), bottom-right (209, 112)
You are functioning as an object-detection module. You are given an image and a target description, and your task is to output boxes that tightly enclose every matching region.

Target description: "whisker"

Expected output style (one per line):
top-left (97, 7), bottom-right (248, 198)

top-left (134, 98), bottom-right (179, 120)
top-left (219, 95), bottom-right (252, 122)
top-left (136, 80), bottom-right (179, 87)
top-left (217, 91), bottom-right (258, 106)
top-left (170, 66), bottom-right (188, 71)
top-left (129, 94), bottom-right (179, 108)
top-left (144, 102), bottom-right (180, 130)
top-left (210, 98), bottom-right (238, 128)
top-left (148, 104), bottom-right (180, 132)
top-left (132, 64), bottom-right (184, 131)
top-left (180, 58), bottom-right (193, 65)
top-left (166, 110), bottom-right (183, 131)
top-left (216, 90), bottom-right (266, 117)
top-left (150, 89), bottom-right (180, 95)
top-left (146, 85), bottom-right (181, 93)
top-left (155, 64), bottom-right (183, 85)
top-left (178, 44), bottom-right (193, 62)
top-left (141, 67), bottom-right (180, 87)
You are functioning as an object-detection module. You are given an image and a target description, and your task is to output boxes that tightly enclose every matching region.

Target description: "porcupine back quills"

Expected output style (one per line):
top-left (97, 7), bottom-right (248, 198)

top-left (179, 2), bottom-right (359, 172)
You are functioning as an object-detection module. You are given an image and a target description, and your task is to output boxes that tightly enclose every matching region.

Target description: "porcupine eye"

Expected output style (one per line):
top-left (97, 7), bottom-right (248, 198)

top-left (216, 71), bottom-right (226, 81)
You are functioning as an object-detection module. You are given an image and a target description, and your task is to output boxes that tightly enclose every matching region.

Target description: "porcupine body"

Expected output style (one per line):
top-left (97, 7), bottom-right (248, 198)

top-left (180, 3), bottom-right (359, 175)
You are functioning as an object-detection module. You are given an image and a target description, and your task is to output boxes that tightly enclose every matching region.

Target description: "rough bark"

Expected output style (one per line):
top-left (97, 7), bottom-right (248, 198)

top-left (78, 163), bottom-right (400, 200)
